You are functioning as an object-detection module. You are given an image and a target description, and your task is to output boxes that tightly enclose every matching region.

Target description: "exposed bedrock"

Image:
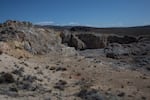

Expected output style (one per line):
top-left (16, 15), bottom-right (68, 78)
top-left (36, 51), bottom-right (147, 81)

top-left (0, 20), bottom-right (63, 54)
top-left (104, 41), bottom-right (150, 58)
top-left (60, 31), bottom-right (138, 50)
top-left (60, 32), bottom-right (108, 50)
top-left (60, 31), bottom-right (86, 50)
top-left (107, 35), bottom-right (138, 44)
top-left (77, 34), bottom-right (107, 49)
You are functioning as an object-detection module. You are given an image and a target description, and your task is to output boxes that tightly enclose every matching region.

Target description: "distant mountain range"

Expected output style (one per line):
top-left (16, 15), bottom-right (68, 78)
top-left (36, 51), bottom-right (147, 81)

top-left (37, 25), bottom-right (150, 35)
top-left (37, 24), bottom-right (150, 30)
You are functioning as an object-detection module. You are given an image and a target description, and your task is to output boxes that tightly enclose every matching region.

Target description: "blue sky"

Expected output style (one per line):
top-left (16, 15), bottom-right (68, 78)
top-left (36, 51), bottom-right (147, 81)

top-left (0, 0), bottom-right (150, 27)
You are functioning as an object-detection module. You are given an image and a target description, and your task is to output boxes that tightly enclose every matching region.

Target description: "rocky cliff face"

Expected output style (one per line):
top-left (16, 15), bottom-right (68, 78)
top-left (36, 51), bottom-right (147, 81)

top-left (60, 31), bottom-right (139, 50)
top-left (77, 34), bottom-right (107, 49)
top-left (60, 27), bottom-right (150, 69)
top-left (0, 20), bottom-right (63, 55)
top-left (60, 31), bottom-right (108, 50)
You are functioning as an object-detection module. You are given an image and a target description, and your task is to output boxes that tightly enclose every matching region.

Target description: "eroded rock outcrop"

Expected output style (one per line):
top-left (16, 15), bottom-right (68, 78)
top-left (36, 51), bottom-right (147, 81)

top-left (107, 35), bottom-right (138, 44)
top-left (60, 31), bottom-right (86, 50)
top-left (77, 34), bottom-right (107, 49)
top-left (60, 31), bottom-right (139, 50)
top-left (104, 43), bottom-right (131, 59)
top-left (60, 31), bottom-right (108, 50)
top-left (0, 20), bottom-right (63, 55)
top-left (69, 34), bottom-right (86, 50)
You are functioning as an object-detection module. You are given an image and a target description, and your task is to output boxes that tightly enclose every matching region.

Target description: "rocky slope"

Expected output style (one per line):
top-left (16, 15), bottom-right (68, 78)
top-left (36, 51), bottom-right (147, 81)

top-left (61, 28), bottom-right (150, 71)
top-left (0, 20), bottom-right (150, 100)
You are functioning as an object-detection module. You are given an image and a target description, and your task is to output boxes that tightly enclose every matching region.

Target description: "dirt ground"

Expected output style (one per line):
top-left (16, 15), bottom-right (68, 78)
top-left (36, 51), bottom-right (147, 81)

top-left (0, 50), bottom-right (149, 100)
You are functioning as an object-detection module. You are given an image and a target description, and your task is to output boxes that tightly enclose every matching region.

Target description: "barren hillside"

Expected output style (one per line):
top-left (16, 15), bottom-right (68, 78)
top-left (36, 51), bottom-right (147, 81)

top-left (0, 20), bottom-right (150, 100)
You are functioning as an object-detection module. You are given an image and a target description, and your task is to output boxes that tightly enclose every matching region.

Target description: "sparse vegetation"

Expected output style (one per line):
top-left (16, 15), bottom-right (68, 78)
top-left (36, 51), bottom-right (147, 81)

top-left (0, 20), bottom-right (149, 100)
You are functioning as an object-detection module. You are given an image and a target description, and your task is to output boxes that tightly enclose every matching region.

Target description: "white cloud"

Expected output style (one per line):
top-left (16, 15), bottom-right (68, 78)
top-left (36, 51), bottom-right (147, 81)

top-left (35, 21), bottom-right (55, 25)
top-left (35, 21), bottom-right (127, 27)
top-left (35, 21), bottom-right (81, 26)
top-left (68, 22), bottom-right (80, 26)
top-left (67, 22), bottom-right (96, 27)
top-left (52, 22), bottom-right (81, 26)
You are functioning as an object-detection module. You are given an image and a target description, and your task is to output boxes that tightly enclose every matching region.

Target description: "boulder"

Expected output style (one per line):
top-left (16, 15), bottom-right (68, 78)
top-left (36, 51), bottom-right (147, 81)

top-left (69, 34), bottom-right (86, 50)
top-left (104, 43), bottom-right (130, 59)
top-left (61, 47), bottom-right (78, 56)
top-left (60, 30), bottom-right (72, 44)
top-left (0, 42), bottom-right (10, 53)
top-left (23, 41), bottom-right (32, 52)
